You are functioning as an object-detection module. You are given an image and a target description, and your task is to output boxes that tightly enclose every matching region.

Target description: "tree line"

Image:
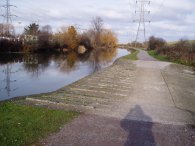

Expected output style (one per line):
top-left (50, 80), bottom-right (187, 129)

top-left (0, 17), bottom-right (118, 53)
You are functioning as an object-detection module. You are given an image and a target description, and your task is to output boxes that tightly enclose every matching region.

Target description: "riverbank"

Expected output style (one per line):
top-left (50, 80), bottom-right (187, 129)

top-left (0, 48), bottom-right (129, 101)
top-left (13, 58), bottom-right (135, 112)
top-left (123, 49), bottom-right (139, 60)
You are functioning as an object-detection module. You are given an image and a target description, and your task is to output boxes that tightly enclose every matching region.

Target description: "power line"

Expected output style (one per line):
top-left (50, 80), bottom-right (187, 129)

top-left (133, 0), bottom-right (151, 45)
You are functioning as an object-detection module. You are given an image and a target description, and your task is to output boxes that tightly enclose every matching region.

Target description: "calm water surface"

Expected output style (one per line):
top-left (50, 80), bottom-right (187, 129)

top-left (0, 48), bottom-right (129, 101)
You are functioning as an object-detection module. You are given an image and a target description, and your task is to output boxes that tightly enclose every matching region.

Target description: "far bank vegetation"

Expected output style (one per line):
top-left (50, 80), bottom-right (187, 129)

top-left (0, 17), bottom-right (118, 53)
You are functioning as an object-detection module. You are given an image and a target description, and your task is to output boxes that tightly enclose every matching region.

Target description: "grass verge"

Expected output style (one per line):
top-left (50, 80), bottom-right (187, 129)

top-left (148, 50), bottom-right (169, 61)
top-left (123, 49), bottom-right (140, 60)
top-left (0, 102), bottom-right (79, 146)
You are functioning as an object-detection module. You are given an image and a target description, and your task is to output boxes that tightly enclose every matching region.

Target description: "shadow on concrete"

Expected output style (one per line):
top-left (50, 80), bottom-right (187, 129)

top-left (121, 105), bottom-right (156, 146)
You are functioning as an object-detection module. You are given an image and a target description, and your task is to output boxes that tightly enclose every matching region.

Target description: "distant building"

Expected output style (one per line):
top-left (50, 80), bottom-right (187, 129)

top-left (24, 35), bottom-right (38, 42)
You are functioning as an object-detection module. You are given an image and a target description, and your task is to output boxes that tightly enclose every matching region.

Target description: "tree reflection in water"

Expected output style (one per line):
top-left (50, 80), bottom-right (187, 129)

top-left (0, 48), bottom-right (117, 80)
top-left (53, 47), bottom-right (117, 73)
top-left (89, 47), bottom-right (117, 72)
top-left (23, 54), bottom-right (51, 78)
top-left (57, 52), bottom-right (79, 73)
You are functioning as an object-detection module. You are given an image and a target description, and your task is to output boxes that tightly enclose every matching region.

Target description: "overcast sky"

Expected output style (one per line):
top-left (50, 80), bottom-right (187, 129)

top-left (0, 0), bottom-right (195, 43)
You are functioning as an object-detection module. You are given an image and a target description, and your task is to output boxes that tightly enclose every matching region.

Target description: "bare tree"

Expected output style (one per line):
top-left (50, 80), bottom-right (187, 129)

top-left (38, 25), bottom-right (53, 50)
top-left (0, 23), bottom-right (15, 37)
top-left (92, 17), bottom-right (103, 34)
top-left (91, 17), bottom-right (104, 47)
top-left (41, 25), bottom-right (52, 34)
top-left (0, 24), bottom-right (5, 36)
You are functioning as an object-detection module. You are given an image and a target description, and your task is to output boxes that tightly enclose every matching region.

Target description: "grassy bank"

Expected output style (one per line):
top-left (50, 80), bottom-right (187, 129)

top-left (148, 50), bottom-right (169, 62)
top-left (0, 102), bottom-right (79, 146)
top-left (123, 49), bottom-right (139, 60)
top-left (148, 50), bottom-right (195, 67)
top-left (148, 37), bottom-right (195, 67)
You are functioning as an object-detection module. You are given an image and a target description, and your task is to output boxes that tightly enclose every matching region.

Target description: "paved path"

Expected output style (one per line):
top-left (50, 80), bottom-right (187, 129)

top-left (137, 49), bottom-right (157, 61)
top-left (40, 114), bottom-right (194, 146)
top-left (22, 50), bottom-right (195, 146)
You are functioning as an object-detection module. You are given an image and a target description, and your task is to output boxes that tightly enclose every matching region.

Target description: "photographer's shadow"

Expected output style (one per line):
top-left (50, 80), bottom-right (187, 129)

top-left (121, 105), bottom-right (156, 146)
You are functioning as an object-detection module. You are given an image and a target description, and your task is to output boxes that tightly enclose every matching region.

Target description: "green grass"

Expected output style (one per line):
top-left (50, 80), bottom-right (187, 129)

top-left (123, 50), bottom-right (140, 60)
top-left (0, 102), bottom-right (79, 146)
top-left (148, 50), bottom-right (169, 62)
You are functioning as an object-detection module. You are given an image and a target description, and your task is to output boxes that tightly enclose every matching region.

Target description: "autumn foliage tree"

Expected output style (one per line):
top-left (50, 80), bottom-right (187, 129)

top-left (100, 29), bottom-right (118, 48)
top-left (52, 26), bottom-right (79, 50)
top-left (66, 26), bottom-right (79, 50)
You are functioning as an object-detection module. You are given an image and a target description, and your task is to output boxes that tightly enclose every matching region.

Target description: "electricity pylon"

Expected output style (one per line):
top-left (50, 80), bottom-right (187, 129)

top-left (0, 0), bottom-right (18, 97)
top-left (1, 63), bottom-right (18, 97)
top-left (1, 0), bottom-right (17, 36)
top-left (133, 0), bottom-right (151, 46)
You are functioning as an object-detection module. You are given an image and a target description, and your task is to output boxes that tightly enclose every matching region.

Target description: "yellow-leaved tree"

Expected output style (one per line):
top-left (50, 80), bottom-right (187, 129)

top-left (100, 29), bottom-right (118, 48)
top-left (66, 26), bottom-right (79, 50)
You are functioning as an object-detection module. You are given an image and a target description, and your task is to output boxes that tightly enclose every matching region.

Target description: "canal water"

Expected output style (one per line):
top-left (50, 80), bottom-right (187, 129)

top-left (0, 48), bottom-right (129, 101)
